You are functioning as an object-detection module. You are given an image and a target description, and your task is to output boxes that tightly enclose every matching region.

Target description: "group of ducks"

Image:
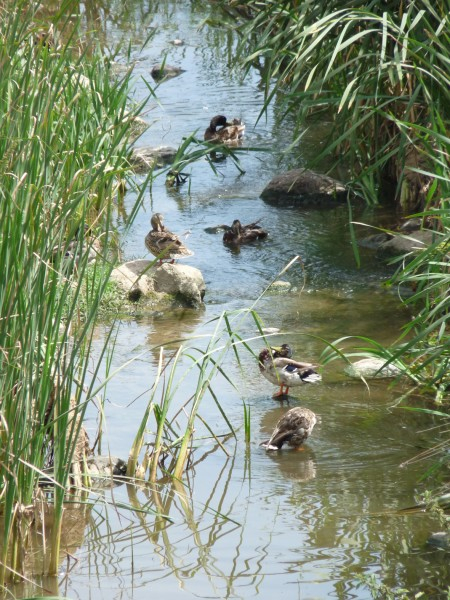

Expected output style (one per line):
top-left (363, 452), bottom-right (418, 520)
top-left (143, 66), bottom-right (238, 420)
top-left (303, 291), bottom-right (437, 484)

top-left (258, 344), bottom-right (321, 451)
top-left (146, 116), bottom-right (319, 453)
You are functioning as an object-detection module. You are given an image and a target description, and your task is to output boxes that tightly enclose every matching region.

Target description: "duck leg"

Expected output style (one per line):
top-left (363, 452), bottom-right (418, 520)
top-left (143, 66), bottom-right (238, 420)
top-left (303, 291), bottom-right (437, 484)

top-left (272, 385), bottom-right (287, 398)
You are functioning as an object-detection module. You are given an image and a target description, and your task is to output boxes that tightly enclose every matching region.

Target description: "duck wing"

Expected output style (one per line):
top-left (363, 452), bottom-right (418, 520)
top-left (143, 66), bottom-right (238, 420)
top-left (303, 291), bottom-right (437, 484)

top-left (262, 409), bottom-right (315, 450)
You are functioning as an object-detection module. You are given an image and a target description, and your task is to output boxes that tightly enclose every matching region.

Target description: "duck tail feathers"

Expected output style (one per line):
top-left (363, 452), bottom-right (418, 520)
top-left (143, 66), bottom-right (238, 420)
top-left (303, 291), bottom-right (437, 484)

top-left (301, 371), bottom-right (322, 383)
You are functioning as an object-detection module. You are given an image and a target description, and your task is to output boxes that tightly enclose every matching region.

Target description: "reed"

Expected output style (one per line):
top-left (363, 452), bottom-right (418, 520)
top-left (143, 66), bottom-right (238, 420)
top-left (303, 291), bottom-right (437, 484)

top-left (0, 0), bottom-right (148, 582)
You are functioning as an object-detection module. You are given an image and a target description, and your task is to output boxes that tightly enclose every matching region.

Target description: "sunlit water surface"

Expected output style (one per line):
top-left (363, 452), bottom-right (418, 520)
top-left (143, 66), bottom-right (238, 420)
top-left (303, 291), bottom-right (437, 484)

top-left (8, 1), bottom-right (450, 599)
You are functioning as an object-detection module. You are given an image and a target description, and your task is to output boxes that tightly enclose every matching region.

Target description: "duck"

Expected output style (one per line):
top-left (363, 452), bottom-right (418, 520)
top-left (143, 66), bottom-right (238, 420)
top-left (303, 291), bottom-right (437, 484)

top-left (145, 213), bottom-right (194, 264)
top-left (204, 115), bottom-right (245, 144)
top-left (258, 344), bottom-right (322, 398)
top-left (223, 219), bottom-right (268, 245)
top-left (261, 407), bottom-right (317, 451)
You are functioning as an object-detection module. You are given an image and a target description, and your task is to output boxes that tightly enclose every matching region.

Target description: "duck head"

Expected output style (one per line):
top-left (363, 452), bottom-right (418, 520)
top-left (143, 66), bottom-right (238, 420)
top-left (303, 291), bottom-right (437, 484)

top-left (151, 213), bottom-right (165, 232)
top-left (271, 344), bottom-right (293, 358)
top-left (209, 115), bottom-right (228, 131)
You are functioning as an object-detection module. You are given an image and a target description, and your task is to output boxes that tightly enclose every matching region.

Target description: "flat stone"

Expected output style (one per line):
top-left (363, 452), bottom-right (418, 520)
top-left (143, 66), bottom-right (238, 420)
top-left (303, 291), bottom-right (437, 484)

top-left (268, 280), bottom-right (292, 292)
top-left (130, 145), bottom-right (177, 173)
top-left (344, 358), bottom-right (402, 379)
top-left (261, 168), bottom-right (347, 206)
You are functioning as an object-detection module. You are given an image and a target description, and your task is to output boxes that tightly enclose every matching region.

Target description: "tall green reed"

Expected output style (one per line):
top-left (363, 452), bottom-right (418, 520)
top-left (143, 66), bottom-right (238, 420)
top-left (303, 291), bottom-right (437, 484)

top-left (0, 0), bottom-right (148, 581)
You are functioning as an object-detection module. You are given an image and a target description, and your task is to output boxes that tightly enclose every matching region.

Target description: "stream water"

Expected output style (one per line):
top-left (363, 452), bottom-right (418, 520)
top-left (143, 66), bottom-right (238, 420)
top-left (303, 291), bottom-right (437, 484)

top-left (10, 1), bottom-right (450, 599)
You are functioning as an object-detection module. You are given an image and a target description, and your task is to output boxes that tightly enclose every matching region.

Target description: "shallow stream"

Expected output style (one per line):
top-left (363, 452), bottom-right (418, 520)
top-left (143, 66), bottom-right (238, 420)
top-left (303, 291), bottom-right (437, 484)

top-left (10, 1), bottom-right (450, 598)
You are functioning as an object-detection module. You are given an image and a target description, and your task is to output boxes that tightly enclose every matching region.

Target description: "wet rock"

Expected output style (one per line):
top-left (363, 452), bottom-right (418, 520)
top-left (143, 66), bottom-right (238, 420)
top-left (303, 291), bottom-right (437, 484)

top-left (375, 230), bottom-right (437, 260)
top-left (344, 358), bottom-right (402, 379)
top-left (268, 280), bottom-right (292, 292)
top-left (261, 169), bottom-right (347, 206)
top-left (151, 64), bottom-right (185, 81)
top-left (110, 260), bottom-right (205, 308)
top-left (130, 145), bottom-right (177, 173)
top-left (427, 532), bottom-right (450, 551)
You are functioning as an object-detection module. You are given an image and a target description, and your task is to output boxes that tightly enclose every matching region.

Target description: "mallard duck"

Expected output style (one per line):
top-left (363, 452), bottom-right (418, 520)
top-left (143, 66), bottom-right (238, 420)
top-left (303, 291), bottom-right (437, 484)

top-left (145, 213), bottom-right (193, 264)
top-left (223, 219), bottom-right (268, 245)
top-left (204, 115), bottom-right (245, 143)
top-left (261, 406), bottom-right (317, 451)
top-left (258, 345), bottom-right (322, 398)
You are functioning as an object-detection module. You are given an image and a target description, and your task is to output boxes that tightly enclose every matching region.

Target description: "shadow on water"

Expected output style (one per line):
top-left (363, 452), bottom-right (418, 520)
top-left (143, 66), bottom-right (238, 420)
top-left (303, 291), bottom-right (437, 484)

top-left (6, 1), bottom-right (448, 599)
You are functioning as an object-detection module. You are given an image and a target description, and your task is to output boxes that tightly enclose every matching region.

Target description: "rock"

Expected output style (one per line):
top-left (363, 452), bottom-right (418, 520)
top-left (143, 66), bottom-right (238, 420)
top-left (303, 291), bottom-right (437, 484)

top-left (153, 263), bottom-right (205, 307)
top-left (268, 280), bottom-right (292, 292)
top-left (151, 64), bottom-right (185, 81)
top-left (261, 327), bottom-right (280, 334)
top-left (261, 169), bottom-right (347, 206)
top-left (375, 230), bottom-right (437, 259)
top-left (427, 532), bottom-right (450, 551)
top-left (130, 145), bottom-right (177, 173)
top-left (110, 260), bottom-right (205, 308)
top-left (344, 358), bottom-right (402, 379)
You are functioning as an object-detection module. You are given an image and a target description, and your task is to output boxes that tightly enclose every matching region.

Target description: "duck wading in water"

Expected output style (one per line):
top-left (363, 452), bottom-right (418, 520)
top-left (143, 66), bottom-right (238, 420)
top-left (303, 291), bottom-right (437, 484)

top-left (204, 115), bottom-right (245, 144)
top-left (222, 219), bottom-right (268, 245)
top-left (145, 213), bottom-right (193, 264)
top-left (261, 406), bottom-right (317, 451)
top-left (258, 344), bottom-right (322, 398)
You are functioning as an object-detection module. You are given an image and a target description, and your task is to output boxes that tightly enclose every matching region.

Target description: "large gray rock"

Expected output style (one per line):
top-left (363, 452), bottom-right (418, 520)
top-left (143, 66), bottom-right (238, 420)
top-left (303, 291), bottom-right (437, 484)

top-left (110, 260), bottom-right (205, 308)
top-left (376, 230), bottom-right (437, 259)
top-left (261, 169), bottom-right (347, 205)
top-left (130, 145), bottom-right (177, 173)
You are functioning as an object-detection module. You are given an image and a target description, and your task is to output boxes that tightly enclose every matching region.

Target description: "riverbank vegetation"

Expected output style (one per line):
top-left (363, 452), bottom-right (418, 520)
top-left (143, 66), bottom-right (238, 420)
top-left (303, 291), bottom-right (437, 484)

top-left (0, 0), bottom-right (151, 583)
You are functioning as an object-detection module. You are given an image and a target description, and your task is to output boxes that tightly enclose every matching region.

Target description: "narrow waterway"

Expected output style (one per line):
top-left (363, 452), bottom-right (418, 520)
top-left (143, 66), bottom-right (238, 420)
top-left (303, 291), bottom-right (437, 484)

top-left (9, 1), bottom-right (449, 599)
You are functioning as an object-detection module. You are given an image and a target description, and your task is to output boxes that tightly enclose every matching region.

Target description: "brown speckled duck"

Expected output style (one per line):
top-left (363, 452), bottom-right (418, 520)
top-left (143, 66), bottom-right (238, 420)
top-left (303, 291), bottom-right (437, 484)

top-left (223, 219), bottom-right (268, 245)
top-left (145, 213), bottom-right (193, 264)
top-left (258, 344), bottom-right (321, 398)
top-left (204, 115), bottom-right (245, 143)
top-left (261, 406), bottom-right (317, 451)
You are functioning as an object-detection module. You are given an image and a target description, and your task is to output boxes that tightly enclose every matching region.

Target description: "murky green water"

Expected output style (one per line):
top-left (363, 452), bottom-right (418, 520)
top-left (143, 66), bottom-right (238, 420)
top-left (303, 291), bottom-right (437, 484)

top-left (8, 1), bottom-right (449, 599)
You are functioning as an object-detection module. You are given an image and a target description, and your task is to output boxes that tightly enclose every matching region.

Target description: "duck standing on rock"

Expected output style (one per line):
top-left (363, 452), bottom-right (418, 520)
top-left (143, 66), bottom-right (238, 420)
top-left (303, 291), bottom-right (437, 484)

top-left (223, 219), bottom-right (268, 245)
top-left (204, 115), bottom-right (245, 144)
top-left (261, 406), bottom-right (317, 450)
top-left (145, 213), bottom-right (193, 264)
top-left (258, 344), bottom-right (322, 398)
